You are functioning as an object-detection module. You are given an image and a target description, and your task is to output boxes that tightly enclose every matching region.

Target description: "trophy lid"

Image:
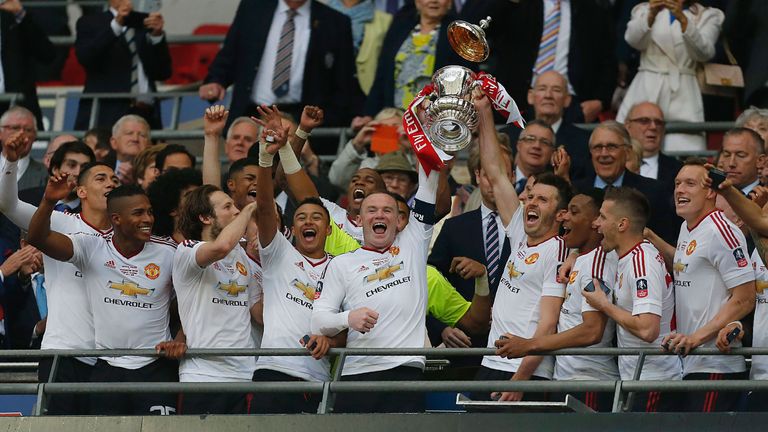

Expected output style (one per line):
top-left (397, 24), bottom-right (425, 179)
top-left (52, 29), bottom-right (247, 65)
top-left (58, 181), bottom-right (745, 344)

top-left (447, 16), bottom-right (491, 63)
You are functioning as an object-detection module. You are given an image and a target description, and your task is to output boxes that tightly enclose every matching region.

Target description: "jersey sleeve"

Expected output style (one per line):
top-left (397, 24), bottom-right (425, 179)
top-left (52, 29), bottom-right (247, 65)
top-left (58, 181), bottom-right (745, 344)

top-left (581, 248), bottom-right (611, 313)
top-left (311, 257), bottom-right (350, 336)
top-left (542, 237), bottom-right (567, 298)
top-left (427, 265), bottom-right (471, 327)
top-left (629, 249), bottom-right (665, 316)
top-left (259, 233), bottom-right (290, 268)
top-left (503, 206), bottom-right (525, 251)
top-left (247, 259), bottom-right (262, 305)
top-left (66, 233), bottom-right (100, 271)
top-left (708, 218), bottom-right (755, 289)
top-left (324, 216), bottom-right (361, 257)
top-left (173, 241), bottom-right (205, 289)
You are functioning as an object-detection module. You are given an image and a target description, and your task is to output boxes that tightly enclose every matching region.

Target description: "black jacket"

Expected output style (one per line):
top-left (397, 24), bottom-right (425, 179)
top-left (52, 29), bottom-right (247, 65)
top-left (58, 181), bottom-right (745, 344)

top-left (205, 0), bottom-right (362, 127)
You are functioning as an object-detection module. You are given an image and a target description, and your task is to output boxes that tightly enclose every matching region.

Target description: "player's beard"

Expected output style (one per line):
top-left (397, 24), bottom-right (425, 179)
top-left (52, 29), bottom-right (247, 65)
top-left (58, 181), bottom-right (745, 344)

top-left (211, 219), bottom-right (224, 239)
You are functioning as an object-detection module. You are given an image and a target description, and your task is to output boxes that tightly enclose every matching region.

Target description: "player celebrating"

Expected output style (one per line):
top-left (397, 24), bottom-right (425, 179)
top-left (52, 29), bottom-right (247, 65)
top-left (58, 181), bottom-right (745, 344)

top-left (173, 185), bottom-right (258, 414)
top-left (496, 190), bottom-right (619, 411)
top-left (656, 160), bottom-right (754, 411)
top-left (585, 187), bottom-right (681, 412)
top-left (28, 181), bottom-right (181, 415)
top-left (251, 117), bottom-right (338, 414)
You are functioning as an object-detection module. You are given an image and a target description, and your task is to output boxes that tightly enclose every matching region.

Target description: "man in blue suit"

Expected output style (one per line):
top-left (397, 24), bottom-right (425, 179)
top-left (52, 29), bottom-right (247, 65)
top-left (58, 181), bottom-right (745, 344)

top-left (199, 0), bottom-right (362, 128)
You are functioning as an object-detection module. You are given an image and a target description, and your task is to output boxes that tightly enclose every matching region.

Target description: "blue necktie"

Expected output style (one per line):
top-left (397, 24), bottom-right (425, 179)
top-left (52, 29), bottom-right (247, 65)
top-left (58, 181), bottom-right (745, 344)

top-left (33, 274), bottom-right (47, 319)
top-left (515, 178), bottom-right (527, 195)
top-left (485, 212), bottom-right (500, 287)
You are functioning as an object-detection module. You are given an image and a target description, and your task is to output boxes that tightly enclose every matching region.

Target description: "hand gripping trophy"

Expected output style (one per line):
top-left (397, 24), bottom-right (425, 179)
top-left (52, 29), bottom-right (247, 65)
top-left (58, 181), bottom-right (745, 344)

top-left (403, 17), bottom-right (524, 172)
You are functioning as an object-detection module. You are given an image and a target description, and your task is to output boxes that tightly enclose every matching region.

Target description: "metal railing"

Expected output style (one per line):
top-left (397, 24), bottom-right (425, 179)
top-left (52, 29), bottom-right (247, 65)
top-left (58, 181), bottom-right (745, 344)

top-left (4, 346), bottom-right (765, 415)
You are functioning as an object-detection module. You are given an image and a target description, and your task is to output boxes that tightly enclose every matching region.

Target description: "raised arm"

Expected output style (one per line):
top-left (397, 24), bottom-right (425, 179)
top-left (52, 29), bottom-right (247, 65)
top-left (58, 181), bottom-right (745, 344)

top-left (27, 175), bottom-right (75, 262)
top-left (194, 202), bottom-right (257, 268)
top-left (201, 105), bottom-right (228, 187)
top-left (453, 262), bottom-right (491, 335)
top-left (0, 131), bottom-right (42, 229)
top-left (473, 89), bottom-right (519, 226)
top-left (254, 114), bottom-right (290, 248)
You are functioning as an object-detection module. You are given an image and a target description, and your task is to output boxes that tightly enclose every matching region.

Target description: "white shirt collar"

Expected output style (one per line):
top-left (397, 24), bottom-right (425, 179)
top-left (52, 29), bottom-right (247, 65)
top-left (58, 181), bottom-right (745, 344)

top-left (551, 117), bottom-right (563, 134)
top-left (742, 179), bottom-right (760, 196)
top-left (480, 202), bottom-right (497, 220)
top-left (515, 166), bottom-right (527, 185)
top-left (278, 0), bottom-right (311, 17)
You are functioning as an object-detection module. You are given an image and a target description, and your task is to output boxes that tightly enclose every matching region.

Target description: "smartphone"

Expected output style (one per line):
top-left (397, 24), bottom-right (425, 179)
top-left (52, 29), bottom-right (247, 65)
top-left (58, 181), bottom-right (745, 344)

top-left (124, 11), bottom-right (150, 29)
top-left (708, 168), bottom-right (727, 190)
top-left (135, 0), bottom-right (162, 13)
top-left (584, 278), bottom-right (611, 296)
top-left (302, 334), bottom-right (317, 350)
top-left (726, 327), bottom-right (741, 344)
top-left (370, 124), bottom-right (399, 154)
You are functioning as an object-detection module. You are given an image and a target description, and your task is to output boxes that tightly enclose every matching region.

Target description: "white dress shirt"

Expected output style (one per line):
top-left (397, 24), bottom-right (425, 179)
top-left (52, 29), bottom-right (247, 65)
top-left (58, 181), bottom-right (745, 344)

top-left (109, 8), bottom-right (164, 95)
top-left (641, 153), bottom-right (660, 180)
top-left (252, 0), bottom-right (311, 106)
top-left (480, 203), bottom-right (505, 252)
top-left (542, 0), bottom-right (574, 95)
top-left (742, 179), bottom-right (760, 196)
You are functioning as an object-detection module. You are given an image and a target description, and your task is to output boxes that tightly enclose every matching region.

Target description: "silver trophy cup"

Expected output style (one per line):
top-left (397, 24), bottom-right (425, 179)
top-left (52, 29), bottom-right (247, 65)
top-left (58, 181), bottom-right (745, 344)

top-left (424, 66), bottom-right (479, 153)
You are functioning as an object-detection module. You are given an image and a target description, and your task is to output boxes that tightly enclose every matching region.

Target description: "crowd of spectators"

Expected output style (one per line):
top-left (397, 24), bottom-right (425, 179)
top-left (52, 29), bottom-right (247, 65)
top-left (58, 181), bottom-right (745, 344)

top-left (0, 0), bottom-right (766, 417)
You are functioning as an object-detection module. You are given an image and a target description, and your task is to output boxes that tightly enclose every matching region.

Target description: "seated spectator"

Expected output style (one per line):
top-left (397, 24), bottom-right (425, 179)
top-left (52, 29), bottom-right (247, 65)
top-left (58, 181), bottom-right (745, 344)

top-left (720, 128), bottom-right (765, 196)
top-left (736, 107), bottom-right (768, 145)
top-left (328, 107), bottom-right (410, 189)
top-left (617, 1), bottom-right (724, 152)
top-left (27, 141), bottom-right (96, 213)
top-left (327, 0), bottom-right (393, 95)
top-left (155, 144), bottom-right (195, 173)
top-left (42, 135), bottom-right (78, 170)
top-left (572, 121), bottom-right (678, 244)
top-left (224, 117), bottom-right (259, 166)
top-left (1, 107), bottom-right (46, 192)
top-left (512, 119), bottom-right (556, 194)
top-left (503, 71), bottom-right (592, 182)
top-left (623, 101), bottom-right (682, 197)
top-left (83, 127), bottom-right (112, 162)
top-left (376, 150), bottom-right (417, 202)
top-left (364, 0), bottom-right (467, 114)
top-left (106, 114), bottom-right (151, 185)
top-left (0, 239), bottom-right (43, 350)
top-left (133, 144), bottom-right (167, 191)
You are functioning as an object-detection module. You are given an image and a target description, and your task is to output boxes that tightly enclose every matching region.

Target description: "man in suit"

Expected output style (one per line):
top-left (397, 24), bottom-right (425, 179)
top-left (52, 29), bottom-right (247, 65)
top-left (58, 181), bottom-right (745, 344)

top-left (624, 102), bottom-right (682, 197)
top-left (0, 107), bottom-right (46, 193)
top-left (572, 121), bottom-right (678, 245)
top-left (427, 143), bottom-right (512, 362)
top-left (199, 0), bottom-right (361, 128)
top-left (720, 128), bottom-right (765, 196)
top-left (503, 71), bottom-right (592, 182)
top-left (486, 0), bottom-right (616, 123)
top-left (74, 0), bottom-right (171, 130)
top-left (511, 119), bottom-right (556, 194)
top-left (104, 114), bottom-right (151, 185)
top-left (0, 0), bottom-right (55, 130)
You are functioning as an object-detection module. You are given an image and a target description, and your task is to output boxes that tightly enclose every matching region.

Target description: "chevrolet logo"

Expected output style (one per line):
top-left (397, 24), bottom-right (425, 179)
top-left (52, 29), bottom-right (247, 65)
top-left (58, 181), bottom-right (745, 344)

top-left (507, 262), bottom-right (523, 278)
top-left (365, 264), bottom-right (401, 282)
top-left (217, 280), bottom-right (246, 297)
top-left (757, 280), bottom-right (768, 294)
top-left (673, 260), bottom-right (688, 275)
top-left (109, 280), bottom-right (154, 297)
top-left (292, 279), bottom-right (317, 301)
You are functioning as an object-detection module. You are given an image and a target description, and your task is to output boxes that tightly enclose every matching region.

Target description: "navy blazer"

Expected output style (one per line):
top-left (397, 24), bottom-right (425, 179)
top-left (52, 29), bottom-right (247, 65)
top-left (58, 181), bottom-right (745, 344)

top-left (74, 10), bottom-right (172, 129)
top-left (484, 0), bottom-right (617, 113)
top-left (205, 0), bottom-right (362, 127)
top-left (656, 152), bottom-right (683, 197)
top-left (573, 170), bottom-right (681, 245)
top-left (0, 11), bottom-right (55, 129)
top-left (363, 9), bottom-right (470, 116)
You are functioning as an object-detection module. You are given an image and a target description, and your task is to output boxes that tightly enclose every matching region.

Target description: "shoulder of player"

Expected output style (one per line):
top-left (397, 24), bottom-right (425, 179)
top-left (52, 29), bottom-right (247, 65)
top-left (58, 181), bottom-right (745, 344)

top-left (541, 235), bottom-right (568, 262)
top-left (704, 210), bottom-right (743, 249)
top-left (147, 236), bottom-right (179, 254)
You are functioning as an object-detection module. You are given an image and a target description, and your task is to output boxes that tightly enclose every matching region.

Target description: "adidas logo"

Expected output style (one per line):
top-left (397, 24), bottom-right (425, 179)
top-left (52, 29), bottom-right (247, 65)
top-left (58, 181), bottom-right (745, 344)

top-left (104, 260), bottom-right (116, 269)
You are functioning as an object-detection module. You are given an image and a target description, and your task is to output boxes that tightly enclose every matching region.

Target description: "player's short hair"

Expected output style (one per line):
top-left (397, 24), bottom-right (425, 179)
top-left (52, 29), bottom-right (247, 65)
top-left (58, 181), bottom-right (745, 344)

top-left (724, 127), bottom-right (765, 155)
top-left (77, 161), bottom-right (113, 186)
top-left (228, 157), bottom-right (260, 181)
top-left (682, 157), bottom-right (707, 168)
top-left (48, 140), bottom-right (95, 175)
top-left (294, 196), bottom-right (330, 226)
top-left (177, 184), bottom-right (220, 241)
top-left (578, 188), bottom-right (604, 214)
top-left (155, 144), bottom-right (196, 172)
top-left (533, 172), bottom-right (574, 211)
top-left (603, 186), bottom-right (650, 233)
top-left (106, 184), bottom-right (147, 213)
top-left (147, 168), bottom-right (203, 237)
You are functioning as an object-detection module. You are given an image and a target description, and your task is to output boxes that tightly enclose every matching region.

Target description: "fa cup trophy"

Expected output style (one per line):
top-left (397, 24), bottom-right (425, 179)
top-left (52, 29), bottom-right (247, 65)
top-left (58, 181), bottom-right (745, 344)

top-left (423, 17), bottom-right (492, 152)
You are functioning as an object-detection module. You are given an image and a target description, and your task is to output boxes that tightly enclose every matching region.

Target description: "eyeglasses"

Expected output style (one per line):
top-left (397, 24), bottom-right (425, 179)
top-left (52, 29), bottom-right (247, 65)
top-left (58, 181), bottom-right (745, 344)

top-left (627, 117), bottom-right (665, 128)
top-left (590, 143), bottom-right (627, 153)
top-left (1, 125), bottom-right (35, 134)
top-left (518, 135), bottom-right (554, 148)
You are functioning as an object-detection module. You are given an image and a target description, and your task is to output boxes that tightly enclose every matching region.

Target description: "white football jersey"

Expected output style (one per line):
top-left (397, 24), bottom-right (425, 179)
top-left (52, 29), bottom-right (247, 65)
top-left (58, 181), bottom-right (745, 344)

top-left (68, 234), bottom-right (175, 369)
top-left (313, 213), bottom-right (432, 376)
top-left (554, 246), bottom-right (620, 381)
top-left (42, 213), bottom-right (113, 365)
top-left (173, 241), bottom-right (256, 382)
top-left (673, 211), bottom-right (752, 375)
top-left (751, 249), bottom-right (768, 379)
top-left (255, 234), bottom-right (332, 382)
top-left (615, 241), bottom-right (681, 380)
top-left (321, 198), bottom-right (363, 243)
top-left (482, 207), bottom-right (566, 379)
top-left (247, 252), bottom-right (264, 352)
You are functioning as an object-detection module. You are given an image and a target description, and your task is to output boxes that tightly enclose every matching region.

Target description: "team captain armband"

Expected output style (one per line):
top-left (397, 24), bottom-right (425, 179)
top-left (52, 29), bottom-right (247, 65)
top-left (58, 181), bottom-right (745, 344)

top-left (412, 199), bottom-right (436, 226)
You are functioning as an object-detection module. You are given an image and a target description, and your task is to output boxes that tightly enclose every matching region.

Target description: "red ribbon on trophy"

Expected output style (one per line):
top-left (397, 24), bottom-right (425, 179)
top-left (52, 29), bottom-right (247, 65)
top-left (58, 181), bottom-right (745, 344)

top-left (475, 71), bottom-right (525, 129)
top-left (402, 84), bottom-right (451, 175)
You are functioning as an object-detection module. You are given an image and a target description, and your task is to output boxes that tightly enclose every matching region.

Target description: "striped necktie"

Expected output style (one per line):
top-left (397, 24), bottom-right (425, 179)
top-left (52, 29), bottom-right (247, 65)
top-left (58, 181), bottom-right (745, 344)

top-left (125, 28), bottom-right (139, 94)
top-left (485, 212), bottom-right (500, 287)
top-left (272, 9), bottom-right (298, 98)
top-left (534, 0), bottom-right (561, 75)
